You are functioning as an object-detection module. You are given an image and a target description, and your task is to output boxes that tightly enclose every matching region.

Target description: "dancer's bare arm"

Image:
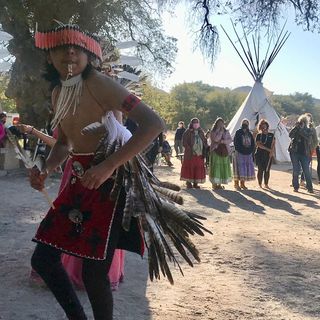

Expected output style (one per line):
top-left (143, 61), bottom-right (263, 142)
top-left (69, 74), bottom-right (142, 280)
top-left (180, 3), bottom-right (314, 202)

top-left (81, 73), bottom-right (164, 189)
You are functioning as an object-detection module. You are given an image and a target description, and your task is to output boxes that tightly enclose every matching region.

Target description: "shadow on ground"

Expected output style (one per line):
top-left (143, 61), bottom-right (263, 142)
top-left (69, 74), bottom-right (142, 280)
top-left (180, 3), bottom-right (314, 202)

top-left (244, 189), bottom-right (301, 215)
top-left (184, 189), bottom-right (230, 213)
top-left (266, 189), bottom-right (320, 208)
top-left (245, 237), bottom-right (320, 318)
top-left (217, 189), bottom-right (266, 214)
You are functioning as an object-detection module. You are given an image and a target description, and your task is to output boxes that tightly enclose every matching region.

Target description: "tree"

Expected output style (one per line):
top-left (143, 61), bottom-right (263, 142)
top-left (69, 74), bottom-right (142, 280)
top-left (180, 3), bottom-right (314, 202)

top-left (165, 0), bottom-right (320, 64)
top-left (272, 92), bottom-right (320, 123)
top-left (0, 74), bottom-right (16, 112)
top-left (142, 82), bottom-right (177, 128)
top-left (0, 0), bottom-right (177, 126)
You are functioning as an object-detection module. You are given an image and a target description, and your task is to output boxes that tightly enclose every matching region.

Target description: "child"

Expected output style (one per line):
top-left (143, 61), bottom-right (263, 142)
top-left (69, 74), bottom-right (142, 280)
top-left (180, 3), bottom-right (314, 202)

top-left (161, 133), bottom-right (173, 166)
top-left (29, 24), bottom-right (164, 320)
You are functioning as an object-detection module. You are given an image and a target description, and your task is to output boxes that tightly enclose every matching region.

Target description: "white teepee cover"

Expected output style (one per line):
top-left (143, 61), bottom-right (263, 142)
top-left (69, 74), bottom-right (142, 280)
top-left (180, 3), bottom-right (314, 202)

top-left (227, 81), bottom-right (291, 162)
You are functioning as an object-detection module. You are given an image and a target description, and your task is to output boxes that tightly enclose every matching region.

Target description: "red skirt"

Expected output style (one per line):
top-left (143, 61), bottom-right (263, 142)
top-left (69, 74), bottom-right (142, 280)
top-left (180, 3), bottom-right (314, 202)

top-left (180, 155), bottom-right (206, 183)
top-left (33, 154), bottom-right (134, 260)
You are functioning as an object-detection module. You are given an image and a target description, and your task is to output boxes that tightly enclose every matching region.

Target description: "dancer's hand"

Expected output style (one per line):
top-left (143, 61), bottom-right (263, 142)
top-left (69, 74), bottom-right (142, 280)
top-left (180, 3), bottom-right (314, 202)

top-left (81, 161), bottom-right (116, 190)
top-left (29, 167), bottom-right (48, 191)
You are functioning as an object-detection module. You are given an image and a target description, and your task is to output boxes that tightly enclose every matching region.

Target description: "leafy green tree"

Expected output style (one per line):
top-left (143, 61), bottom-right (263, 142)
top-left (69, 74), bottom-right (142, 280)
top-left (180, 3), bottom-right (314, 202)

top-left (0, 0), bottom-right (177, 127)
top-left (142, 82), bottom-right (177, 128)
top-left (272, 92), bottom-right (320, 124)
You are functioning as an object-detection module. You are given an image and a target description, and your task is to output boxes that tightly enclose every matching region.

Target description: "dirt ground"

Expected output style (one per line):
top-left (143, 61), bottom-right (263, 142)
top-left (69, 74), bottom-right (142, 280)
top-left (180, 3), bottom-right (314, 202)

top-left (0, 155), bottom-right (320, 320)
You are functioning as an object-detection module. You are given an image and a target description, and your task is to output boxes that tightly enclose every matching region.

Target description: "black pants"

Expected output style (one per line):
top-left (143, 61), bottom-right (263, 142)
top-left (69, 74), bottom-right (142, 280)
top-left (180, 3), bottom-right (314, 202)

top-left (31, 241), bottom-right (117, 320)
top-left (256, 154), bottom-right (271, 185)
top-left (317, 146), bottom-right (320, 181)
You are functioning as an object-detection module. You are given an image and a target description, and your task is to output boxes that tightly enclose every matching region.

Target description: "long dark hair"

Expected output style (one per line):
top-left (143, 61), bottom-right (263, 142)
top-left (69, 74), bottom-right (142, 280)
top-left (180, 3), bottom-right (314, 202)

top-left (211, 117), bottom-right (225, 132)
top-left (43, 62), bottom-right (93, 90)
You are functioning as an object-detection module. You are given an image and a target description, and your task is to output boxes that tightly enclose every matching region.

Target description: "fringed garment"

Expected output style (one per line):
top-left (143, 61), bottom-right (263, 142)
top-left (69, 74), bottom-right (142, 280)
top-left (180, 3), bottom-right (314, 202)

top-left (33, 153), bottom-right (144, 260)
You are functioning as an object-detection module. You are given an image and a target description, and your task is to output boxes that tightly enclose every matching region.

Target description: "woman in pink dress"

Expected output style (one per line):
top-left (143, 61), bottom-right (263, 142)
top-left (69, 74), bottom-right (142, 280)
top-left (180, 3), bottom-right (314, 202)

top-left (19, 124), bottom-right (125, 290)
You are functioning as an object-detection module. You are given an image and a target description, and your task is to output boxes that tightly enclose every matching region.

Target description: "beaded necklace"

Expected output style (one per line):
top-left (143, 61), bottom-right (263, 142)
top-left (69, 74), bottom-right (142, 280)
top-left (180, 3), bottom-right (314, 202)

top-left (51, 72), bottom-right (83, 130)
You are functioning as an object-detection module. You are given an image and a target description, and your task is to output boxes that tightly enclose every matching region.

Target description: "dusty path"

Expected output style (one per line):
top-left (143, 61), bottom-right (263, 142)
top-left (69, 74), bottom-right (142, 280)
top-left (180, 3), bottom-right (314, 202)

top-left (0, 157), bottom-right (319, 320)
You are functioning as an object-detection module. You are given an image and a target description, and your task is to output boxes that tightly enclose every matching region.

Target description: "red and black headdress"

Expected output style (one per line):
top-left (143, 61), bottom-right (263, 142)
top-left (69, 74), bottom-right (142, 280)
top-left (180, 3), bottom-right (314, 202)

top-left (35, 24), bottom-right (102, 61)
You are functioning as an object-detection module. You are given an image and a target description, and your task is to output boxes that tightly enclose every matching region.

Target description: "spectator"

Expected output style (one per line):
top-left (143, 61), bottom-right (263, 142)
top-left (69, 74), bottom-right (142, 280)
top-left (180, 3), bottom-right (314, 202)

top-left (255, 119), bottom-right (275, 189)
top-left (300, 113), bottom-right (318, 186)
top-left (0, 112), bottom-right (7, 147)
top-left (209, 117), bottom-right (232, 190)
top-left (161, 133), bottom-right (173, 167)
top-left (180, 118), bottom-right (207, 189)
top-left (289, 114), bottom-right (314, 193)
top-left (174, 121), bottom-right (186, 157)
top-left (232, 118), bottom-right (255, 190)
top-left (316, 142), bottom-right (320, 184)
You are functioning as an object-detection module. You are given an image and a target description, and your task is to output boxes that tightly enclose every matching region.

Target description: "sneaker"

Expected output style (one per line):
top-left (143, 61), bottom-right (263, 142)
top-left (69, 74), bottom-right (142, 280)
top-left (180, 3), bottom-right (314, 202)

top-left (307, 189), bottom-right (314, 194)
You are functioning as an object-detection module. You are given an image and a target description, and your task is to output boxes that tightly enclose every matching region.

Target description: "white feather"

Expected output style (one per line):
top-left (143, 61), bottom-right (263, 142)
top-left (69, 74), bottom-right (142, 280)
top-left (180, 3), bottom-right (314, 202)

top-left (102, 112), bottom-right (132, 146)
top-left (116, 40), bottom-right (138, 49)
top-left (0, 31), bottom-right (13, 41)
top-left (119, 55), bottom-right (141, 66)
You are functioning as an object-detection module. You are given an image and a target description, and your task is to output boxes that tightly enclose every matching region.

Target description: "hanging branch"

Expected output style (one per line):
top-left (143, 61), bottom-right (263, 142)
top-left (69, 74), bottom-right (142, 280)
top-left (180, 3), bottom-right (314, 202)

top-left (196, 0), bottom-right (220, 65)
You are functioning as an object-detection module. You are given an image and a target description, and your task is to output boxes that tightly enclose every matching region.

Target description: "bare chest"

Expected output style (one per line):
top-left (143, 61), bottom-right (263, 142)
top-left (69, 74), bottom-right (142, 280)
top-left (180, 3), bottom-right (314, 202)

top-left (58, 88), bottom-right (109, 152)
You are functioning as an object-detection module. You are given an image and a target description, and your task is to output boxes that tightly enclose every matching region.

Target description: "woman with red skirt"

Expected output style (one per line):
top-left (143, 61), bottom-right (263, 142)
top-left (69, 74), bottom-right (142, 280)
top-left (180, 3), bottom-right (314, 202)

top-left (180, 118), bottom-right (207, 188)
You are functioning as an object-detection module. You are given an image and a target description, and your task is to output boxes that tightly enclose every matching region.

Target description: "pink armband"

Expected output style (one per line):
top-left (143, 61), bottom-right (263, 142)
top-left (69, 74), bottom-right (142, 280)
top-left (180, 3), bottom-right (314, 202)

top-left (121, 94), bottom-right (141, 113)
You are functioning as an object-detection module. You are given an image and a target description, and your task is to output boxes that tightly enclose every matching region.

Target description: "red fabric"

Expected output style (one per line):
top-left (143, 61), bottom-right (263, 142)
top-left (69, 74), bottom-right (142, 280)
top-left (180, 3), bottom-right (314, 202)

top-left (61, 249), bottom-right (125, 290)
top-left (180, 155), bottom-right (206, 182)
top-left (121, 94), bottom-right (141, 113)
top-left (0, 123), bottom-right (6, 145)
top-left (33, 154), bottom-right (118, 260)
top-left (35, 29), bottom-right (102, 61)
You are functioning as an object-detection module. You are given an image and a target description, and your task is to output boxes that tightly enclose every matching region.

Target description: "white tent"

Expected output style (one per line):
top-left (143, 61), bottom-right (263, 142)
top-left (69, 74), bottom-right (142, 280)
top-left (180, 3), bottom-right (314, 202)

top-left (222, 23), bottom-right (291, 162)
top-left (227, 81), bottom-right (291, 162)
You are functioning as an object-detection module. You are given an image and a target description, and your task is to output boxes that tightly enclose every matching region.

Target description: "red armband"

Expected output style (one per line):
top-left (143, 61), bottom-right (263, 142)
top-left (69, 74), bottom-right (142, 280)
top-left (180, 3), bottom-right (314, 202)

top-left (121, 94), bottom-right (141, 113)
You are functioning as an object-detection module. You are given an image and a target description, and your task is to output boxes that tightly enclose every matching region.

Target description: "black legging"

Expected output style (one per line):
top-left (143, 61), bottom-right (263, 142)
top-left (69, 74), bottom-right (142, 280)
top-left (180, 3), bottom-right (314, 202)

top-left (256, 154), bottom-right (271, 185)
top-left (317, 146), bottom-right (320, 182)
top-left (31, 241), bottom-right (117, 320)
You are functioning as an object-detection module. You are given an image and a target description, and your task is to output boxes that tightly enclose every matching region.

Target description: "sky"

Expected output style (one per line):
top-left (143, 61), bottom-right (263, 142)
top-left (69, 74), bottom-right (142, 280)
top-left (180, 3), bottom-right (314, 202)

top-left (159, 5), bottom-right (320, 99)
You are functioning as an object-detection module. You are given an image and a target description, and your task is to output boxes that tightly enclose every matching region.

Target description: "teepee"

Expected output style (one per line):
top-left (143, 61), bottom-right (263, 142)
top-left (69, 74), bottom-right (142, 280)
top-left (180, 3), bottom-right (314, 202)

top-left (223, 23), bottom-right (291, 162)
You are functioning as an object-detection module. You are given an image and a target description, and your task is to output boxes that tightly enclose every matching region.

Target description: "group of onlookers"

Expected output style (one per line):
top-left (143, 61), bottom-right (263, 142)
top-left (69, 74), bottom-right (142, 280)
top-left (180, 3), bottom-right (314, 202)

top-left (173, 113), bottom-right (319, 193)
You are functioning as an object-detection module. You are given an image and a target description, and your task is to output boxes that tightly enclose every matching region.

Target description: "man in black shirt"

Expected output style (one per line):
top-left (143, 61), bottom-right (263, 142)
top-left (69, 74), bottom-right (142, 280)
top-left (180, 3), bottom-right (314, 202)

top-left (174, 121), bottom-right (186, 157)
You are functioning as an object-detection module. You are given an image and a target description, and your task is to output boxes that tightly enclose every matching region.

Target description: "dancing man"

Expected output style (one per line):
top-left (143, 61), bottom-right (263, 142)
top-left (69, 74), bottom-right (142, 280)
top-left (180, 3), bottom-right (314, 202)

top-left (29, 24), bottom-right (164, 320)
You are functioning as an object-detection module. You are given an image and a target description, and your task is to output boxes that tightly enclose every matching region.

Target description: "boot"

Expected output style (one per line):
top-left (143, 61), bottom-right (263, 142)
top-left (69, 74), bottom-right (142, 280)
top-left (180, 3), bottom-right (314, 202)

top-left (234, 180), bottom-right (240, 190)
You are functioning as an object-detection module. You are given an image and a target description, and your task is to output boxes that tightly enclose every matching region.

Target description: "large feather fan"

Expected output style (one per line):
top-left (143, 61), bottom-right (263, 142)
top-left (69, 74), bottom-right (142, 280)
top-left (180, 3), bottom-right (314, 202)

top-left (82, 112), bottom-right (212, 284)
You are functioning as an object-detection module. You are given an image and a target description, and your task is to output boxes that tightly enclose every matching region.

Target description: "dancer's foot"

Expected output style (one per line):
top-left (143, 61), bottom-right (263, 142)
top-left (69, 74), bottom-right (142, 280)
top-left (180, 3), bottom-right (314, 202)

top-left (264, 184), bottom-right (270, 189)
top-left (193, 183), bottom-right (200, 189)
